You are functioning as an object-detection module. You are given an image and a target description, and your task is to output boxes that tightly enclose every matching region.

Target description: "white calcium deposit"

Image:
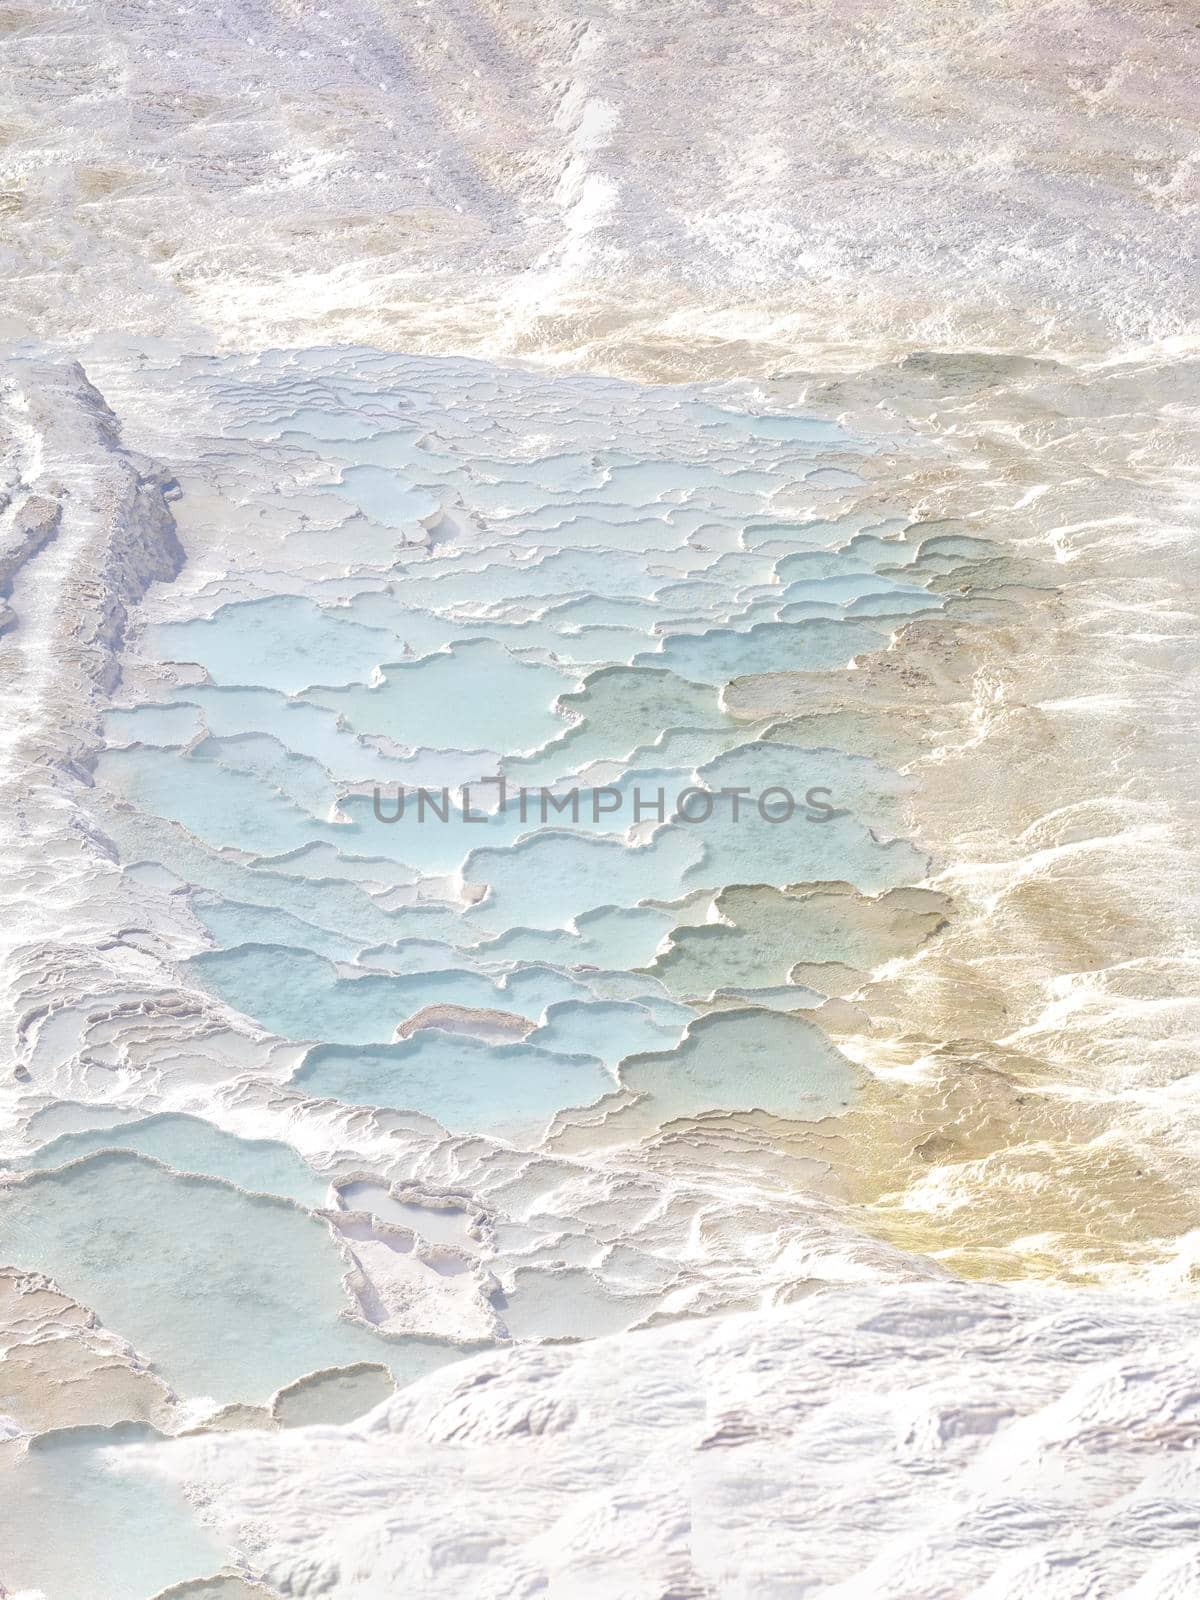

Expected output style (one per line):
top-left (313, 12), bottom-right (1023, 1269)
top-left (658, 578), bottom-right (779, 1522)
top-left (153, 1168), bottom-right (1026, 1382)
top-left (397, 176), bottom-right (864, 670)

top-left (131, 1282), bottom-right (1200, 1599)
top-left (0, 3), bottom-right (1198, 1597)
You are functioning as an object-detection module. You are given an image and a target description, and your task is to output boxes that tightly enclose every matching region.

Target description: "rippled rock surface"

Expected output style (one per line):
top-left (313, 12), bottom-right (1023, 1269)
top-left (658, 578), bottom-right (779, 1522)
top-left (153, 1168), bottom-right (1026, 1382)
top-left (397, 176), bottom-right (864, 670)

top-left (1, 331), bottom-right (1198, 1597)
top-left (131, 1281), bottom-right (1200, 1598)
top-left (1, 3), bottom-right (1198, 1589)
top-left (0, 348), bottom-right (949, 1596)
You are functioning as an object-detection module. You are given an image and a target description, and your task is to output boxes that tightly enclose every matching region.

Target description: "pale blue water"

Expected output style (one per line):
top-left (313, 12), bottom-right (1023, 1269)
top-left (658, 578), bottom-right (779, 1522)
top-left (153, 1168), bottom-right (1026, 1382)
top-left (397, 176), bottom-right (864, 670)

top-left (95, 364), bottom-right (942, 1114)
top-left (296, 1032), bottom-right (614, 1141)
top-left (20, 1113), bottom-right (330, 1207)
top-left (192, 894), bottom-right (371, 963)
top-left (191, 943), bottom-right (593, 1043)
top-left (81, 357), bottom-right (945, 1422)
top-left (483, 904), bottom-right (677, 968)
top-left (0, 1423), bottom-right (227, 1600)
top-left (148, 595), bottom-right (400, 694)
top-left (328, 464), bottom-right (444, 527)
top-left (618, 1007), bottom-right (860, 1124)
top-left (103, 797), bottom-right (414, 951)
top-left (106, 702), bottom-right (204, 746)
top-left (337, 1181), bottom-right (479, 1248)
top-left (0, 1152), bottom-right (460, 1401)
top-left (97, 742), bottom-right (341, 857)
top-left (308, 638), bottom-right (577, 755)
top-left (839, 590), bottom-right (941, 618)
top-left (182, 683), bottom-right (424, 775)
top-left (506, 667), bottom-right (732, 786)
top-left (636, 616), bottom-right (887, 684)
top-left (462, 829), bottom-right (706, 932)
top-left (527, 997), bottom-right (691, 1065)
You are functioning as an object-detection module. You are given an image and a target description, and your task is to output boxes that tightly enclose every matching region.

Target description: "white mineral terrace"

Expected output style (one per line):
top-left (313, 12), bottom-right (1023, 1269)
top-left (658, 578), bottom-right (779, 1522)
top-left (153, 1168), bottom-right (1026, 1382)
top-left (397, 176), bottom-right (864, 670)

top-left (0, 3), bottom-right (1198, 1597)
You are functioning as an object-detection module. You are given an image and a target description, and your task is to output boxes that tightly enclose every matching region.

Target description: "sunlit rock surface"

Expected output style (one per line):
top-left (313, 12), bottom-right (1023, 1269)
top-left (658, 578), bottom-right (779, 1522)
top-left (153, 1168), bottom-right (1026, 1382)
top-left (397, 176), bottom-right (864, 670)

top-left (1, 2), bottom-right (1199, 1593)
top-left (134, 1283), bottom-right (1200, 1598)
top-left (1, 0), bottom-right (1197, 365)
top-left (1, 337), bottom-right (1199, 1597)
